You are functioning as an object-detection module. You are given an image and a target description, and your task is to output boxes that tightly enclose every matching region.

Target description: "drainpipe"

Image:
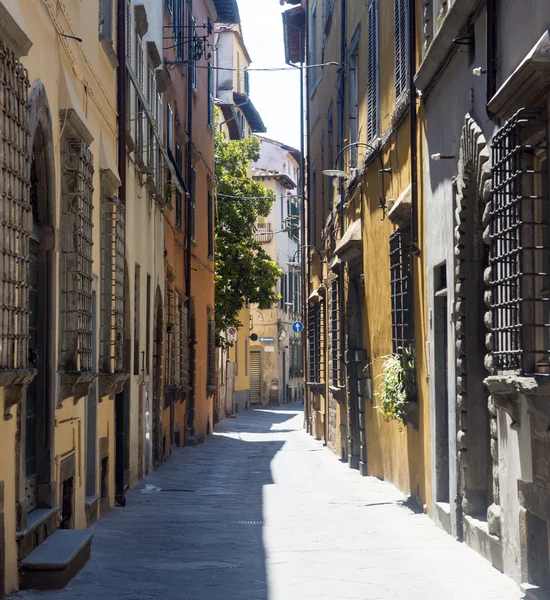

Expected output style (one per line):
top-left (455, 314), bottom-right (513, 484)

top-left (115, 0), bottom-right (127, 506)
top-left (117, 0), bottom-right (127, 209)
top-left (409, 0), bottom-right (418, 251)
top-left (304, 0), bottom-right (311, 434)
top-left (339, 0), bottom-right (346, 238)
top-left (186, 0), bottom-right (196, 436)
top-left (486, 0), bottom-right (497, 120)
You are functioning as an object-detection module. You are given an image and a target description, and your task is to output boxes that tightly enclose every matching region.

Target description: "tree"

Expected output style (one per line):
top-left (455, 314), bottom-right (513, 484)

top-left (215, 123), bottom-right (282, 345)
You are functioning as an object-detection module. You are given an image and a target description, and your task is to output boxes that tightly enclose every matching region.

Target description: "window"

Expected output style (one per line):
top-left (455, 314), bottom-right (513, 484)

top-left (125, 0), bottom-right (132, 63)
top-left (191, 16), bottom-right (197, 90)
top-left (330, 277), bottom-right (344, 387)
top-left (245, 340), bottom-right (249, 377)
top-left (208, 63), bottom-right (214, 127)
top-left (389, 229), bottom-right (413, 353)
top-left (309, 1), bottom-right (319, 90)
top-left (244, 69), bottom-right (250, 96)
top-left (394, 0), bottom-right (408, 100)
top-left (133, 264), bottom-right (141, 375)
top-left (309, 162), bottom-right (317, 248)
top-left (136, 98), bottom-right (144, 162)
top-left (100, 200), bottom-right (125, 373)
top-left (327, 103), bottom-right (334, 178)
top-left (136, 31), bottom-right (144, 90)
top-left (207, 191), bottom-right (214, 258)
top-left (60, 139), bottom-right (94, 372)
top-left (190, 166), bottom-right (197, 241)
top-left (0, 52), bottom-right (31, 371)
top-left (174, 0), bottom-right (184, 62)
top-left (349, 32), bottom-right (360, 167)
top-left (240, 113), bottom-right (246, 139)
top-left (308, 301), bottom-right (325, 383)
top-left (175, 145), bottom-right (183, 228)
top-left (167, 104), bottom-right (173, 155)
top-left (489, 109), bottom-right (549, 374)
top-left (367, 0), bottom-right (379, 141)
top-left (99, 0), bottom-right (113, 41)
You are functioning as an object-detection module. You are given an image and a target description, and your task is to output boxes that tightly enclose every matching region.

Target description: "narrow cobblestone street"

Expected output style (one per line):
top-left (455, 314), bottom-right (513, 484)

top-left (15, 404), bottom-right (524, 600)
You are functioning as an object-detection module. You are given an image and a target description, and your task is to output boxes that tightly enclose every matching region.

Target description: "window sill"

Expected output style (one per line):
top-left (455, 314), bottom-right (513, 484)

top-left (99, 35), bottom-right (119, 70)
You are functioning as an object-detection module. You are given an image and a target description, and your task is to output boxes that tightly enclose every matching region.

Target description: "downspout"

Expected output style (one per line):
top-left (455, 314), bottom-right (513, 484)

top-left (186, 0), bottom-right (196, 436)
top-left (339, 0), bottom-right (346, 238)
top-left (409, 0), bottom-right (418, 251)
top-left (486, 0), bottom-right (497, 120)
top-left (115, 0), bottom-right (127, 506)
top-left (117, 0), bottom-right (127, 209)
top-left (305, 0), bottom-right (311, 434)
top-left (298, 27), bottom-right (307, 431)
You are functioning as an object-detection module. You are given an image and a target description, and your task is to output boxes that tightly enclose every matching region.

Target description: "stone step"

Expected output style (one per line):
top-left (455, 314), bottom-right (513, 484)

top-left (19, 529), bottom-right (93, 590)
top-left (521, 582), bottom-right (550, 600)
top-left (186, 434), bottom-right (205, 446)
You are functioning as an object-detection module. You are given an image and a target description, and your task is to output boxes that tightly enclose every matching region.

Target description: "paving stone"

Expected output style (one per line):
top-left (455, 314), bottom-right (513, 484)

top-left (12, 404), bottom-right (525, 600)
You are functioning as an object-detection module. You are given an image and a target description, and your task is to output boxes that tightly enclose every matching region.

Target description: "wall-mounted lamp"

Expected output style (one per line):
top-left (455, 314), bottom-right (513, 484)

top-left (472, 67), bottom-right (487, 77)
top-left (322, 142), bottom-right (392, 219)
top-left (431, 153), bottom-right (455, 161)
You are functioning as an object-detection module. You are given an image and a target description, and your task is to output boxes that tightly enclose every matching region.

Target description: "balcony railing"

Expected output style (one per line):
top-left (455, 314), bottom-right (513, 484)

top-left (254, 222), bottom-right (274, 243)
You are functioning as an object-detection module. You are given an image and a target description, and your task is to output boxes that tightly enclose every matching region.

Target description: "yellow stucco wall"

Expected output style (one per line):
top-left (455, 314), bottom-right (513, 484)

top-left (306, 0), bottom-right (431, 506)
top-left (233, 307), bottom-right (251, 393)
top-left (0, 0), bottom-right (120, 594)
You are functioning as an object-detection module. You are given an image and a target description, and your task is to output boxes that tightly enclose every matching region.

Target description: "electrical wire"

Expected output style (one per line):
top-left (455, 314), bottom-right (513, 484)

top-left (168, 62), bottom-right (341, 72)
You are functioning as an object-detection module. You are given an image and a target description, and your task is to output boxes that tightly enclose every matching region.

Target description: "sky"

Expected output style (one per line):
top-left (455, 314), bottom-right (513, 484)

top-left (237, 0), bottom-right (301, 150)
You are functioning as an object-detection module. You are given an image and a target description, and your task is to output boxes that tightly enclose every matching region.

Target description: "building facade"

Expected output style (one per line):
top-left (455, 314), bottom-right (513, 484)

top-left (285, 0), bottom-right (430, 499)
top-left (0, 0), bottom-right (238, 594)
top-left (417, 0), bottom-right (550, 593)
top-left (250, 137), bottom-right (303, 406)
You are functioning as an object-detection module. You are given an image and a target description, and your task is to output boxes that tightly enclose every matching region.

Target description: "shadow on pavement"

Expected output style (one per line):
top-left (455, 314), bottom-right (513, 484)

top-left (13, 402), bottom-right (302, 600)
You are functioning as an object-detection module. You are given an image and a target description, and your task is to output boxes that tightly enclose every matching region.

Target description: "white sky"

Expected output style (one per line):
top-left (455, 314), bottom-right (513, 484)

top-left (237, 0), bottom-right (301, 150)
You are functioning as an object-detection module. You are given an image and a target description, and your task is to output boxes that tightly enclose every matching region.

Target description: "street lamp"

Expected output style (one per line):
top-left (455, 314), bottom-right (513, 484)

top-left (322, 141), bottom-right (392, 218)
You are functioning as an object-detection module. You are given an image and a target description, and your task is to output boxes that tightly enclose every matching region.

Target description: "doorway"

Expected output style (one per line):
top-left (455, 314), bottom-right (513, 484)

top-left (250, 351), bottom-right (262, 404)
top-left (24, 119), bottom-right (54, 519)
top-left (434, 264), bottom-right (449, 504)
top-left (152, 287), bottom-right (163, 467)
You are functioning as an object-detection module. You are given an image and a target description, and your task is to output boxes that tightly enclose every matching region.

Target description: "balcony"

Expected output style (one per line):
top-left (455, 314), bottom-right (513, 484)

top-left (254, 222), bottom-right (274, 243)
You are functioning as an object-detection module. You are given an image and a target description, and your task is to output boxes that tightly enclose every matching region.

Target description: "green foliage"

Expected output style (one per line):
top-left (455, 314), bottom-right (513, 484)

top-left (215, 116), bottom-right (282, 345)
top-left (375, 347), bottom-right (416, 430)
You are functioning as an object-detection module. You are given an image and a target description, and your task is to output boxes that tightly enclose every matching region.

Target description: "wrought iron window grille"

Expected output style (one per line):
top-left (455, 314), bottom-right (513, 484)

top-left (60, 139), bottom-right (94, 373)
top-left (489, 108), bottom-right (549, 374)
top-left (389, 229), bottom-right (413, 354)
top-left (164, 19), bottom-right (215, 68)
top-left (100, 199), bottom-right (125, 374)
top-left (308, 301), bottom-right (325, 384)
top-left (330, 277), bottom-right (344, 387)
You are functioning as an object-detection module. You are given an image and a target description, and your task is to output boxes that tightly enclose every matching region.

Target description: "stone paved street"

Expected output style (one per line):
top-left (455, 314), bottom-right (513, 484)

top-left (14, 404), bottom-right (525, 600)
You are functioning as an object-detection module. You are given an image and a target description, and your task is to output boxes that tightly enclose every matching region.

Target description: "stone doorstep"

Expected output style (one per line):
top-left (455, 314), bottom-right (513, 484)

top-left (463, 515), bottom-right (504, 574)
top-left (521, 583), bottom-right (550, 600)
top-left (186, 434), bottom-right (205, 447)
top-left (19, 530), bottom-right (93, 591)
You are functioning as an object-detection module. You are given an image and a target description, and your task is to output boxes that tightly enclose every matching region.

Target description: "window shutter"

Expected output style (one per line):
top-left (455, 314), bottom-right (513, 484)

top-left (126, 0), bottom-right (132, 63)
top-left (190, 167), bottom-right (196, 240)
top-left (367, 0), bottom-right (379, 141)
top-left (394, 0), bottom-right (408, 99)
top-left (208, 63), bottom-right (214, 126)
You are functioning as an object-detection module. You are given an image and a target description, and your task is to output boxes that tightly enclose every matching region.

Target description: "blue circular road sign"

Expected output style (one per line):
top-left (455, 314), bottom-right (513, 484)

top-left (292, 321), bottom-right (304, 333)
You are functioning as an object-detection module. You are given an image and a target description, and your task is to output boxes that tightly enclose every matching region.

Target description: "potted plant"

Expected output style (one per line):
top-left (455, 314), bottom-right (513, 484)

top-left (376, 346), bottom-right (417, 430)
top-left (166, 321), bottom-right (175, 334)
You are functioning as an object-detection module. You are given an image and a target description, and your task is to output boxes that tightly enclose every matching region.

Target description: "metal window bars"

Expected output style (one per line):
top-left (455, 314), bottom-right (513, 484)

top-left (389, 229), bottom-right (413, 354)
top-left (330, 277), bottom-right (344, 387)
top-left (100, 199), bottom-right (125, 373)
top-left (60, 139), bottom-right (94, 372)
top-left (489, 108), bottom-right (549, 374)
top-left (0, 42), bottom-right (31, 371)
top-left (308, 301), bottom-right (325, 383)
